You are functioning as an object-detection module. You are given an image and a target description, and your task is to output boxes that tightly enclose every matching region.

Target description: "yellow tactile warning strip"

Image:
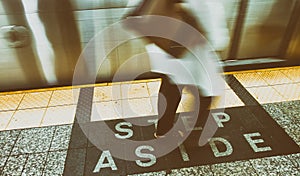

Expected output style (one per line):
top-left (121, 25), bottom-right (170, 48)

top-left (233, 67), bottom-right (300, 104)
top-left (224, 65), bottom-right (300, 75)
top-left (18, 91), bottom-right (52, 109)
top-left (0, 67), bottom-right (299, 131)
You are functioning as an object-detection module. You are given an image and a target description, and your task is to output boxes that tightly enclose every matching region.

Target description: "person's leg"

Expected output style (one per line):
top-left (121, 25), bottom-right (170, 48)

top-left (156, 74), bottom-right (182, 136)
top-left (196, 95), bottom-right (212, 128)
top-left (184, 86), bottom-right (212, 129)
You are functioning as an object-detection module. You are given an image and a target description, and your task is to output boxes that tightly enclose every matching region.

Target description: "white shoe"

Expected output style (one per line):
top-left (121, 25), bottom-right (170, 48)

top-left (154, 132), bottom-right (166, 139)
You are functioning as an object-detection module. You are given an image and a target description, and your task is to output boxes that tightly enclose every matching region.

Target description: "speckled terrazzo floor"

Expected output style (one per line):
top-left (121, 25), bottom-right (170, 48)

top-left (0, 125), bottom-right (70, 175)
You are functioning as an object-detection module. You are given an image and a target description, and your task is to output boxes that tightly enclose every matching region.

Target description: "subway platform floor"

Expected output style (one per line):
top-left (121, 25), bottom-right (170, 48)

top-left (0, 66), bottom-right (299, 175)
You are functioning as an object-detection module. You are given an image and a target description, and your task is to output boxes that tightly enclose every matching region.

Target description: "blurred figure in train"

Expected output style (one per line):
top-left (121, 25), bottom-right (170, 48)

top-left (1, 0), bottom-right (82, 88)
top-left (38, 0), bottom-right (82, 85)
top-left (1, 0), bottom-right (47, 88)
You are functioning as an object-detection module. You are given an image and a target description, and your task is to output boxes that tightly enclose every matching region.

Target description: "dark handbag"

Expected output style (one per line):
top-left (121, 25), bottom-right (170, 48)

top-left (123, 0), bottom-right (204, 58)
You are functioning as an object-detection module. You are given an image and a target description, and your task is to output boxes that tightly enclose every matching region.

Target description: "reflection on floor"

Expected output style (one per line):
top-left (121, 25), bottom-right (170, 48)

top-left (0, 66), bottom-right (299, 175)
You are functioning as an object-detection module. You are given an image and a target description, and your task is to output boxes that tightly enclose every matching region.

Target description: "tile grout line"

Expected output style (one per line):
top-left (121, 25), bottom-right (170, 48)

top-left (259, 71), bottom-right (296, 87)
top-left (268, 86), bottom-right (288, 101)
top-left (279, 69), bottom-right (294, 83)
top-left (19, 154), bottom-right (30, 176)
top-left (254, 85), bottom-right (286, 103)
top-left (240, 82), bottom-right (300, 90)
top-left (93, 95), bottom-right (156, 103)
top-left (248, 158), bottom-right (262, 176)
top-left (39, 91), bottom-right (54, 127)
top-left (40, 125), bottom-right (59, 175)
top-left (250, 84), bottom-right (299, 103)
top-left (2, 103), bottom-right (77, 112)
top-left (7, 148), bottom-right (68, 157)
top-left (279, 68), bottom-right (300, 84)
top-left (119, 84), bottom-right (125, 117)
top-left (4, 94), bottom-right (25, 130)
top-left (40, 152), bottom-right (50, 175)
top-left (146, 79), bottom-right (157, 98)
top-left (0, 122), bottom-right (74, 133)
top-left (2, 128), bottom-right (23, 173)
top-left (0, 105), bottom-right (72, 123)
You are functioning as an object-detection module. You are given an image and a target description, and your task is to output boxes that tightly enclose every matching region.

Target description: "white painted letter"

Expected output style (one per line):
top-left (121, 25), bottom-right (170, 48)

top-left (93, 150), bottom-right (117, 173)
top-left (147, 119), bottom-right (158, 129)
top-left (179, 144), bottom-right (190, 161)
top-left (209, 137), bottom-right (233, 157)
top-left (244, 132), bottom-right (272, 152)
top-left (135, 145), bottom-right (156, 167)
top-left (115, 122), bottom-right (133, 139)
top-left (181, 115), bottom-right (194, 131)
top-left (212, 112), bottom-right (230, 128)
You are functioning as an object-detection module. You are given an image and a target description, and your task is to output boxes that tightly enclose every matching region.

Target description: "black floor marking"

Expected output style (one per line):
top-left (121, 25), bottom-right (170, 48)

top-left (64, 78), bottom-right (300, 175)
top-left (225, 74), bottom-right (261, 106)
